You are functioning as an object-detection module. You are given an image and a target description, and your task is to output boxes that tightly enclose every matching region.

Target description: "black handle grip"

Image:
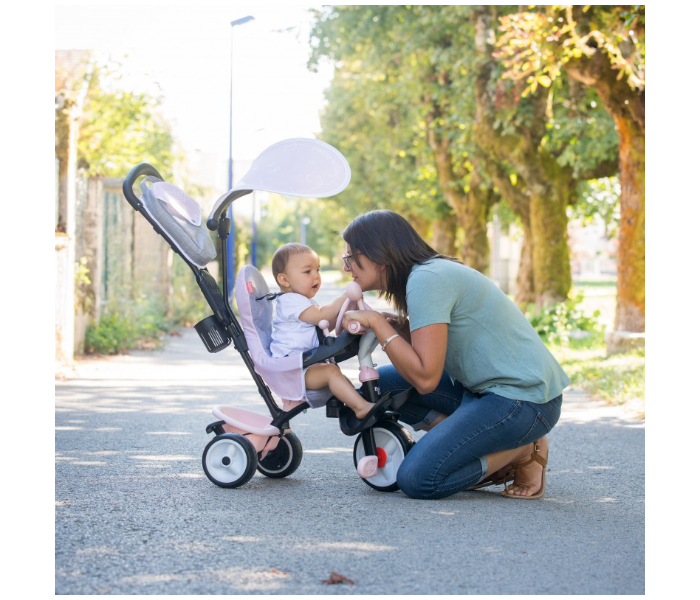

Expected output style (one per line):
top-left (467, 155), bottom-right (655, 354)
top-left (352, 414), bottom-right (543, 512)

top-left (206, 189), bottom-right (253, 231)
top-left (122, 163), bottom-right (164, 210)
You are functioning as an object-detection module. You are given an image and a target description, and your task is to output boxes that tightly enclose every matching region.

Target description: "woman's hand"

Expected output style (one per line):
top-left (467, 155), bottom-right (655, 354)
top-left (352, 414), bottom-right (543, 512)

top-left (342, 309), bottom-right (379, 331)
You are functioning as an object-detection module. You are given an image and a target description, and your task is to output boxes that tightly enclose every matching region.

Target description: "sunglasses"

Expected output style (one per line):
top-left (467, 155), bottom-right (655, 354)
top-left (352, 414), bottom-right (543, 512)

top-left (342, 252), bottom-right (363, 269)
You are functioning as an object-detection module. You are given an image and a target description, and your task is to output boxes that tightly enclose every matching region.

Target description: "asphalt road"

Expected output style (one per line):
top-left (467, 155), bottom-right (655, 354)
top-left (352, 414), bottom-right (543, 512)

top-left (55, 289), bottom-right (644, 595)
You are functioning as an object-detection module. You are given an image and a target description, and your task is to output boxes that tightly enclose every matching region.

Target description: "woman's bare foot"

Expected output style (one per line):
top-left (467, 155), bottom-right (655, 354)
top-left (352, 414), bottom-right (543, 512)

top-left (503, 437), bottom-right (548, 498)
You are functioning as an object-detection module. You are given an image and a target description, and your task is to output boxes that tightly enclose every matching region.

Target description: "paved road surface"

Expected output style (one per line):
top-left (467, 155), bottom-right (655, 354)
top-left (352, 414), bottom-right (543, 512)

top-left (56, 286), bottom-right (644, 595)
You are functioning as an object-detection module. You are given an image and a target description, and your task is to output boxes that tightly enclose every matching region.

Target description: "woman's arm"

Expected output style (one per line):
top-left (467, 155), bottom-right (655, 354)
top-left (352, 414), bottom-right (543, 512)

top-left (298, 292), bottom-right (348, 326)
top-left (344, 310), bottom-right (447, 395)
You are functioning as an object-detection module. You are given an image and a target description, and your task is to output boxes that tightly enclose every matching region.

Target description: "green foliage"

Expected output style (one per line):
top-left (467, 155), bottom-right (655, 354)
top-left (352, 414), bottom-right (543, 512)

top-left (77, 59), bottom-right (180, 179)
top-left (85, 298), bottom-right (171, 355)
top-left (571, 177), bottom-right (620, 238)
top-left (74, 256), bottom-right (93, 314)
top-left (496, 6), bottom-right (645, 97)
top-left (240, 194), bottom-right (350, 271)
top-left (310, 6), bottom-right (475, 226)
top-left (309, 5), bottom-right (619, 249)
top-left (168, 256), bottom-right (210, 327)
top-left (524, 294), bottom-right (603, 345)
top-left (553, 345), bottom-right (645, 408)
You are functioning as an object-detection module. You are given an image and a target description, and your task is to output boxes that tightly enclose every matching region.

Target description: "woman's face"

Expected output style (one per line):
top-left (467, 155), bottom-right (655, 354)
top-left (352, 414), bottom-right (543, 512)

top-left (343, 243), bottom-right (385, 291)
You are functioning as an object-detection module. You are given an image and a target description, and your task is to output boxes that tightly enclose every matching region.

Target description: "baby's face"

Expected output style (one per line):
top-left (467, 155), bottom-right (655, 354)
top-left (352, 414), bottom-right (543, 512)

top-left (278, 251), bottom-right (322, 298)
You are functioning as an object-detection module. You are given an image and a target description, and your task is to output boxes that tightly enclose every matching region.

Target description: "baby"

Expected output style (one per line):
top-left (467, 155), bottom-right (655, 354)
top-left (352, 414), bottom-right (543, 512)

top-left (270, 243), bottom-right (376, 419)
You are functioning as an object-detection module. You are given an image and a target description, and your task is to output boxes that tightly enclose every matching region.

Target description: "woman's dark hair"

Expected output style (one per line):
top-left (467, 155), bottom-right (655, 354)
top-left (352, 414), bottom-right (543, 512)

top-left (343, 210), bottom-right (459, 316)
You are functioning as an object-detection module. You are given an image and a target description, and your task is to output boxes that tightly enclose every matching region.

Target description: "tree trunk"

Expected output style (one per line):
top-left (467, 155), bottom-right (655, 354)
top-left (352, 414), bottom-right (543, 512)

top-left (529, 159), bottom-right (573, 305)
top-left (565, 48), bottom-right (645, 334)
top-left (485, 164), bottom-right (536, 306)
top-left (613, 114), bottom-right (645, 332)
top-left (515, 228), bottom-right (535, 306)
top-left (473, 6), bottom-right (572, 305)
top-left (428, 122), bottom-right (492, 273)
top-left (430, 214), bottom-right (457, 256)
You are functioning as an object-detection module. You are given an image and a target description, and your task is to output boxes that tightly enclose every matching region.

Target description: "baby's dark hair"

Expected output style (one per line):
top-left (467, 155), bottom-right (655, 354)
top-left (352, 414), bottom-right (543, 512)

top-left (271, 243), bottom-right (315, 282)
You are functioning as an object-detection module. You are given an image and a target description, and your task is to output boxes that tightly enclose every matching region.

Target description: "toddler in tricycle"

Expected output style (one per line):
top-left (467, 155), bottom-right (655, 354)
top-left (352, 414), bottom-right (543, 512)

top-left (122, 138), bottom-right (415, 493)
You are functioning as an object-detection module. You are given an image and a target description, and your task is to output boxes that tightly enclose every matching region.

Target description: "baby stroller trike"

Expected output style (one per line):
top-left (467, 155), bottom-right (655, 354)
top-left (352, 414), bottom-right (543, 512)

top-left (122, 138), bottom-right (416, 492)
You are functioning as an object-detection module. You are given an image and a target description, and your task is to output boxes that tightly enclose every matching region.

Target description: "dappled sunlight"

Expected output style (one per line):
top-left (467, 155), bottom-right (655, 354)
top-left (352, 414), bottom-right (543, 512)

top-left (167, 540), bottom-right (217, 554)
top-left (120, 573), bottom-right (191, 585)
top-left (130, 454), bottom-right (196, 462)
top-left (208, 567), bottom-right (288, 592)
top-left (222, 536), bottom-right (265, 543)
top-left (293, 540), bottom-right (397, 553)
top-left (76, 547), bottom-right (118, 556)
top-left (560, 390), bottom-right (645, 428)
top-left (541, 497), bottom-right (577, 504)
top-left (305, 446), bottom-right (353, 454)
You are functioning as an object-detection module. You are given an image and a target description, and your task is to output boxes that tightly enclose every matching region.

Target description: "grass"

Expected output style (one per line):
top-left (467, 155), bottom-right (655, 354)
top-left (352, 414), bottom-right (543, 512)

top-left (549, 338), bottom-right (645, 415)
top-left (516, 278), bottom-right (643, 414)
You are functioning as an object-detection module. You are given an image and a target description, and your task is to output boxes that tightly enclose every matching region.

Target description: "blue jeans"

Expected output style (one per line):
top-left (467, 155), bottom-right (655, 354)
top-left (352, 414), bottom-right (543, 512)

top-left (378, 366), bottom-right (562, 500)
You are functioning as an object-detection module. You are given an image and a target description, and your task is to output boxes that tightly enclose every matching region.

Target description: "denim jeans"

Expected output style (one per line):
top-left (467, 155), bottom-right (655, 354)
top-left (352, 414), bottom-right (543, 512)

top-left (378, 365), bottom-right (563, 500)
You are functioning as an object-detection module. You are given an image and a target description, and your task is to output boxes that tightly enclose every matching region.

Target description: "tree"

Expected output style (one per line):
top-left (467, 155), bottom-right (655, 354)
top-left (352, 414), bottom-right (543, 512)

top-left (472, 6), bottom-right (619, 306)
top-left (76, 59), bottom-right (179, 179)
top-left (310, 5), bottom-right (493, 271)
top-left (496, 5), bottom-right (645, 333)
top-left (310, 5), bottom-right (619, 306)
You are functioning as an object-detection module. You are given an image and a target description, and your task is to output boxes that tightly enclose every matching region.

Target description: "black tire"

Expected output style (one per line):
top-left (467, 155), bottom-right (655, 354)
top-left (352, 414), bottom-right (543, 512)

top-left (256, 432), bottom-right (303, 478)
top-left (353, 420), bottom-right (414, 492)
top-left (202, 433), bottom-right (257, 488)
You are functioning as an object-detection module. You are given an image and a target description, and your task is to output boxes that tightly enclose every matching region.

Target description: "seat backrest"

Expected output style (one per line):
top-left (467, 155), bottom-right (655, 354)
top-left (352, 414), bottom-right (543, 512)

top-left (235, 265), bottom-right (274, 355)
top-left (234, 265), bottom-right (305, 401)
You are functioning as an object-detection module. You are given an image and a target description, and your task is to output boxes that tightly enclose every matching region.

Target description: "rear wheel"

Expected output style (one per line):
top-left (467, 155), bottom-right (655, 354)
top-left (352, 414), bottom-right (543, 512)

top-left (257, 432), bottom-right (303, 478)
top-left (353, 421), bottom-right (414, 492)
top-left (202, 433), bottom-right (257, 488)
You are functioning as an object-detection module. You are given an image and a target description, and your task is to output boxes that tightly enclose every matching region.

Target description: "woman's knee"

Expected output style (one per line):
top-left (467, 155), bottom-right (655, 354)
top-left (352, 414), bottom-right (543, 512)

top-left (396, 456), bottom-right (436, 500)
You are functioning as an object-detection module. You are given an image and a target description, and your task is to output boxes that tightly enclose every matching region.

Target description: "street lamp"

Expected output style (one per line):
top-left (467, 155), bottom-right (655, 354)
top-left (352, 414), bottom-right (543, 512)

top-left (226, 15), bottom-right (255, 300)
top-left (251, 191), bottom-right (258, 268)
top-left (300, 216), bottom-right (311, 245)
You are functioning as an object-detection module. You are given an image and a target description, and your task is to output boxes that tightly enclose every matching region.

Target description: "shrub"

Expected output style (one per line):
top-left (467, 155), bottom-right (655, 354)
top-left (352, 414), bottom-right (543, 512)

top-left (85, 297), bottom-right (171, 355)
top-left (524, 293), bottom-right (603, 346)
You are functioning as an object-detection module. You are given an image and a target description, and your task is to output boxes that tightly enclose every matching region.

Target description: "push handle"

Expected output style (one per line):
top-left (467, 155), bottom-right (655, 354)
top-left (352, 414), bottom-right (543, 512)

top-left (122, 163), bottom-right (164, 210)
top-left (206, 189), bottom-right (253, 231)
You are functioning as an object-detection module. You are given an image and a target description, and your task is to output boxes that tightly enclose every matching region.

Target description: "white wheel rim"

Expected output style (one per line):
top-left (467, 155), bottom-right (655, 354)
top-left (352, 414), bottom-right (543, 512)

top-left (205, 438), bottom-right (249, 484)
top-left (355, 427), bottom-right (405, 487)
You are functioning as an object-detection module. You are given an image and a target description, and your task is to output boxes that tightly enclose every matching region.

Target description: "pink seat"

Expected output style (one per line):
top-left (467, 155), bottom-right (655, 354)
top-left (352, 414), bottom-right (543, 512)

top-left (233, 265), bottom-right (308, 407)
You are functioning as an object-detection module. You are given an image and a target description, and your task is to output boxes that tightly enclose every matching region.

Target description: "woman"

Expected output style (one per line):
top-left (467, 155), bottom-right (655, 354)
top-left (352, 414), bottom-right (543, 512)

top-left (341, 210), bottom-right (570, 500)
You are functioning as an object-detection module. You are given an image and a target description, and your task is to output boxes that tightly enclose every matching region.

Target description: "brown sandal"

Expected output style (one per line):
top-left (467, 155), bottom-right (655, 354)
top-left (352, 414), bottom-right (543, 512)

top-left (500, 440), bottom-right (548, 500)
top-left (467, 464), bottom-right (516, 491)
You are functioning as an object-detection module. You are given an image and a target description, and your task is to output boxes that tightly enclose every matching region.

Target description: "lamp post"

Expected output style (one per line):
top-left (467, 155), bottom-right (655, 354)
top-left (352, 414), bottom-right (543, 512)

top-left (251, 192), bottom-right (257, 267)
top-left (227, 15), bottom-right (254, 300)
top-left (300, 216), bottom-right (311, 245)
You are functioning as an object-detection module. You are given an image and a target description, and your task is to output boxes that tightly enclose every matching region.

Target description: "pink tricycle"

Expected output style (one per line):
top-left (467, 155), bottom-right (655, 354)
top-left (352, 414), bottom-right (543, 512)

top-left (123, 139), bottom-right (415, 493)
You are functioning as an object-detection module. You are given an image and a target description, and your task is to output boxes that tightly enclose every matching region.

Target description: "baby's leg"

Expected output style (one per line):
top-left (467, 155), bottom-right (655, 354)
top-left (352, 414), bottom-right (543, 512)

top-left (305, 364), bottom-right (373, 418)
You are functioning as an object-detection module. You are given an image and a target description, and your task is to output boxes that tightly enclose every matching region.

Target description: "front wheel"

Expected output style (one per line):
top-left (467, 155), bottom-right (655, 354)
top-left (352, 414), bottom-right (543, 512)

top-left (257, 432), bottom-right (303, 478)
top-left (353, 421), bottom-right (414, 492)
top-left (202, 433), bottom-right (257, 488)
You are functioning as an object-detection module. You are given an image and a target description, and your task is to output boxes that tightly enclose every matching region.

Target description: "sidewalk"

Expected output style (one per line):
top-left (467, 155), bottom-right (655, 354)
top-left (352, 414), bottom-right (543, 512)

top-left (55, 295), bottom-right (645, 594)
